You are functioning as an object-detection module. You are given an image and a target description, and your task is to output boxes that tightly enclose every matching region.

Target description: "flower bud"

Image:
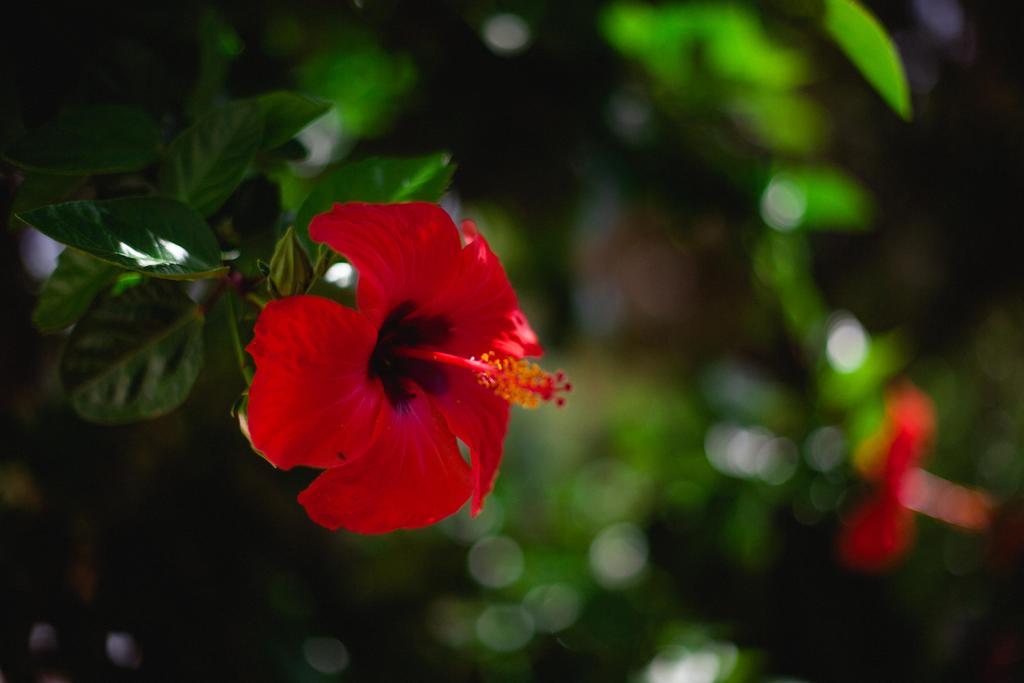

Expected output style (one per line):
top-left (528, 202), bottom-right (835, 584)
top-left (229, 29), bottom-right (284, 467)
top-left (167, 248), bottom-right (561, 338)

top-left (268, 226), bottom-right (314, 298)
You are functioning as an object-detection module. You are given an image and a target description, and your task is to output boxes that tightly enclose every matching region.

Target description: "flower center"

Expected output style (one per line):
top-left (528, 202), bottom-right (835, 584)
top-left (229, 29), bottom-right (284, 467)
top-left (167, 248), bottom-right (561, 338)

top-left (392, 348), bottom-right (571, 409)
top-left (370, 302), bottom-right (452, 408)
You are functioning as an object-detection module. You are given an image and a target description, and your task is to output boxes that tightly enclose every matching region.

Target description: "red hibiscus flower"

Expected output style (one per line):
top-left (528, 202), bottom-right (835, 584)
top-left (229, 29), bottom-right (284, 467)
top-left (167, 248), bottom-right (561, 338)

top-left (245, 202), bottom-right (569, 533)
top-left (838, 382), bottom-right (935, 572)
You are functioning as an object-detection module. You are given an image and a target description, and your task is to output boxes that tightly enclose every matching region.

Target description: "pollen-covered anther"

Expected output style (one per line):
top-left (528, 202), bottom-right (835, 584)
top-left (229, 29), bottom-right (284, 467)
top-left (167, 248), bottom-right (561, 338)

top-left (476, 352), bottom-right (571, 409)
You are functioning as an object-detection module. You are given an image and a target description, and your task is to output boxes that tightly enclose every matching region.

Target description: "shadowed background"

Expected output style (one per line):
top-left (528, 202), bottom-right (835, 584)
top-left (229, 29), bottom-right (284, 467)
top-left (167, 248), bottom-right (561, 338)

top-left (3, 1), bottom-right (1024, 681)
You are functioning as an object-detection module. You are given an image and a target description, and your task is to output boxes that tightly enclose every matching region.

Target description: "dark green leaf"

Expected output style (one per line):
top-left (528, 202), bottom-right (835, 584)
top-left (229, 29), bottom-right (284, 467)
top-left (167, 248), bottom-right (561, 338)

top-left (8, 172), bottom-right (86, 230)
top-left (2, 105), bottom-right (161, 174)
top-left (32, 249), bottom-right (122, 332)
top-left (19, 197), bottom-right (227, 279)
top-left (822, 0), bottom-right (912, 120)
top-left (159, 100), bottom-right (264, 215)
top-left (253, 91), bottom-right (330, 151)
top-left (293, 153), bottom-right (455, 257)
top-left (60, 279), bottom-right (204, 424)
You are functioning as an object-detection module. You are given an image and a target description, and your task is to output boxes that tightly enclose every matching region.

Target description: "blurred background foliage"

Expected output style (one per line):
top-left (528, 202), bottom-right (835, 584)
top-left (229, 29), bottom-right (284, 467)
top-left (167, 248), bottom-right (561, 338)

top-left (3, 0), bottom-right (1024, 681)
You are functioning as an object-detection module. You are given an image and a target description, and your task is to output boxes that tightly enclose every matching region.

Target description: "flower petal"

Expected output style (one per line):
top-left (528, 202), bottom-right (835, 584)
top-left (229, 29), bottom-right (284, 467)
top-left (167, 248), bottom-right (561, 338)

top-left (838, 493), bottom-right (915, 572)
top-left (309, 202), bottom-right (463, 326)
top-left (425, 230), bottom-right (542, 359)
top-left (298, 396), bottom-right (471, 533)
top-left (246, 295), bottom-right (383, 470)
top-left (429, 368), bottom-right (510, 515)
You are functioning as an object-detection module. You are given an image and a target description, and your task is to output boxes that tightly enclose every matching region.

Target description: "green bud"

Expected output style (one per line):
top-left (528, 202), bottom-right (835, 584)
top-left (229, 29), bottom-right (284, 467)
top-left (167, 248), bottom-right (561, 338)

top-left (268, 225), bottom-right (314, 298)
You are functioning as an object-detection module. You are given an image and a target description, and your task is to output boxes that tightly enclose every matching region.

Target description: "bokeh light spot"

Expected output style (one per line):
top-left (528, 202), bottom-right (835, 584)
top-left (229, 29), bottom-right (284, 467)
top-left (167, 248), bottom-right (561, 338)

top-left (482, 14), bottom-right (532, 56)
top-left (468, 535), bottom-right (524, 588)
top-left (825, 311), bottom-right (869, 373)
top-left (303, 636), bottom-right (350, 675)
top-left (523, 584), bottom-right (581, 633)
top-left (323, 261), bottom-right (355, 288)
top-left (476, 604), bottom-right (534, 651)
top-left (760, 174), bottom-right (806, 231)
top-left (105, 632), bottom-right (142, 669)
top-left (589, 522), bottom-right (649, 588)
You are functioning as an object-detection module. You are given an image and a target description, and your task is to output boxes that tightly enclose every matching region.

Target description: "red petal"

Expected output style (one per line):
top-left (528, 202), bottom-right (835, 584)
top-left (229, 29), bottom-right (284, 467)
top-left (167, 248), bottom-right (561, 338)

top-left (428, 368), bottom-right (510, 514)
top-left (297, 396), bottom-right (471, 533)
top-left (838, 493), bottom-right (915, 573)
top-left (246, 296), bottom-right (383, 470)
top-left (424, 231), bottom-right (543, 359)
top-left (309, 202), bottom-right (463, 327)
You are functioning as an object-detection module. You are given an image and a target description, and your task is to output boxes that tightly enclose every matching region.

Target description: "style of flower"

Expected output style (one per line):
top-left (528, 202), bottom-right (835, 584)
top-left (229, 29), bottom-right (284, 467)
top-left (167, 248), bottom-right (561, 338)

top-left (838, 381), bottom-right (992, 572)
top-left (245, 202), bottom-right (569, 533)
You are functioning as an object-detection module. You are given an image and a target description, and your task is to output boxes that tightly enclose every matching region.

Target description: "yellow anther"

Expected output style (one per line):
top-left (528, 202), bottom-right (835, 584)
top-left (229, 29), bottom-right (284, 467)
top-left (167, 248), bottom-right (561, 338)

top-left (476, 352), bottom-right (571, 409)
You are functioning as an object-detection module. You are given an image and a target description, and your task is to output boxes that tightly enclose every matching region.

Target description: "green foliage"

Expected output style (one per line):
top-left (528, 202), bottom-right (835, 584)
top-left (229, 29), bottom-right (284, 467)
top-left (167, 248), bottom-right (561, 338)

top-left (160, 101), bottom-right (265, 216)
top-left (252, 91), bottom-right (331, 151)
top-left (762, 165), bottom-right (874, 231)
top-left (2, 105), bottom-right (160, 174)
top-left (299, 28), bottom-right (416, 138)
top-left (293, 153), bottom-right (455, 257)
top-left (602, 3), bottom-right (811, 90)
top-left (602, 2), bottom-right (828, 156)
top-left (19, 197), bottom-right (227, 279)
top-left (59, 279), bottom-right (204, 423)
top-left (822, 0), bottom-right (912, 120)
top-left (32, 249), bottom-right (122, 332)
top-left (8, 172), bottom-right (86, 230)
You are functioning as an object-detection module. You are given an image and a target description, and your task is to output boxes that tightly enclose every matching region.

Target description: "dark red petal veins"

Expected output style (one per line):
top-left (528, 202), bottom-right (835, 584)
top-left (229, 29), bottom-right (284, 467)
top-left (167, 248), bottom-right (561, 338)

top-left (297, 395), bottom-right (472, 533)
top-left (427, 368), bottom-right (511, 515)
top-left (423, 231), bottom-right (542, 360)
top-left (309, 202), bottom-right (463, 326)
top-left (246, 296), bottom-right (384, 470)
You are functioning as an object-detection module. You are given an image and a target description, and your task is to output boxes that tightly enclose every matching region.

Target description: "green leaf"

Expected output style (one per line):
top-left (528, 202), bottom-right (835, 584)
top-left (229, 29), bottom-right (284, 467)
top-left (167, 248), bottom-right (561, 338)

top-left (252, 91), bottom-right (330, 151)
top-left (160, 100), bottom-right (264, 216)
top-left (18, 197), bottom-right (227, 280)
top-left (32, 249), bottom-right (122, 332)
top-left (60, 279), bottom-right (204, 424)
top-left (822, 0), bottom-right (912, 120)
top-left (293, 153), bottom-right (455, 257)
top-left (8, 172), bottom-right (86, 230)
top-left (761, 165), bottom-right (874, 232)
top-left (2, 105), bottom-right (161, 174)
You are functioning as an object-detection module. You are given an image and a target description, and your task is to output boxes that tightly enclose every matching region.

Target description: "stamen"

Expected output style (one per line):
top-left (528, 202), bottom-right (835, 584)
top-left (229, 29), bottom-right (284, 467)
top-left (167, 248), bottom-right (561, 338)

top-left (391, 347), bottom-right (571, 409)
top-left (477, 352), bottom-right (572, 409)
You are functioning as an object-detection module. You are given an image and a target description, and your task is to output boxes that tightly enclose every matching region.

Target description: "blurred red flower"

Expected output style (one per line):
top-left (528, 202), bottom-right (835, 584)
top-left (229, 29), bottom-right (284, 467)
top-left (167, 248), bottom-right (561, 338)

top-left (246, 203), bottom-right (568, 533)
top-left (838, 382), bottom-right (935, 572)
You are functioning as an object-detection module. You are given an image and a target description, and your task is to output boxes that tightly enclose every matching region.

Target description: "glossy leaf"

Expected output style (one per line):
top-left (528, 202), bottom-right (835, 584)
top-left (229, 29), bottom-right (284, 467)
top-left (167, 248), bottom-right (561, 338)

top-left (60, 279), bottom-right (204, 424)
top-left (160, 100), bottom-right (265, 215)
top-left (294, 153), bottom-right (454, 257)
top-left (8, 172), bottom-right (86, 230)
top-left (2, 105), bottom-right (161, 174)
top-left (32, 249), bottom-right (122, 332)
top-left (19, 197), bottom-right (227, 279)
top-left (253, 91), bottom-right (331, 151)
top-left (823, 0), bottom-right (912, 120)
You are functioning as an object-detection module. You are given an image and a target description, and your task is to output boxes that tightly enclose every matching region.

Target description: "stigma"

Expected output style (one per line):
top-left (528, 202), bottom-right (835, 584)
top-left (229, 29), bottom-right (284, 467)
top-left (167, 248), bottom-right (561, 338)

top-left (391, 347), bottom-right (571, 409)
